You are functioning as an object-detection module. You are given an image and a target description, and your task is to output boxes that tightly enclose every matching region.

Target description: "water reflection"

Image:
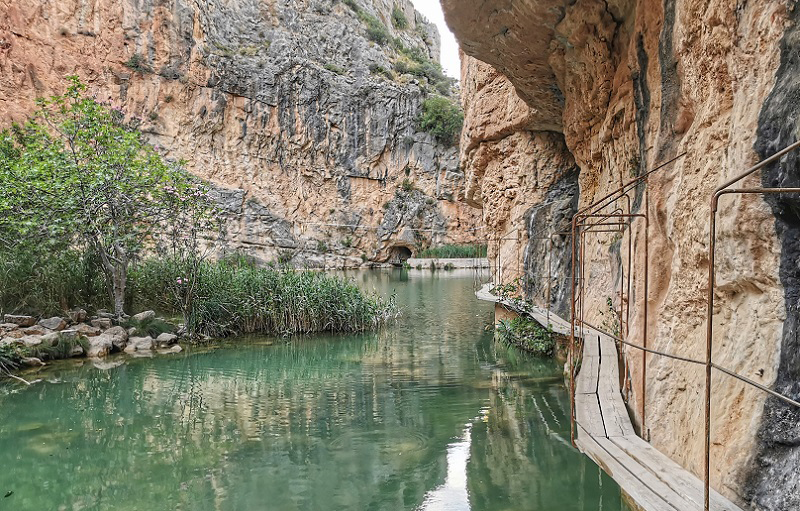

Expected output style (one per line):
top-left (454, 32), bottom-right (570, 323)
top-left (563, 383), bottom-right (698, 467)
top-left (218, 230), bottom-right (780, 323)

top-left (0, 269), bottom-right (624, 511)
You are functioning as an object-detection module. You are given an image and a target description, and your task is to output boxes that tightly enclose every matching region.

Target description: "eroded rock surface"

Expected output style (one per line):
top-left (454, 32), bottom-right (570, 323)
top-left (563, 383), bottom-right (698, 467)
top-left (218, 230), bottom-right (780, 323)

top-left (0, 0), bottom-right (481, 266)
top-left (444, 0), bottom-right (797, 507)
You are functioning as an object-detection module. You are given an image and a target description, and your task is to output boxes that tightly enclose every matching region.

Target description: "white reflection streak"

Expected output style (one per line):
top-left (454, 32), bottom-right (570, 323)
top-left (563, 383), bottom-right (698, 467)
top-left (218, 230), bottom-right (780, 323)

top-left (417, 424), bottom-right (473, 511)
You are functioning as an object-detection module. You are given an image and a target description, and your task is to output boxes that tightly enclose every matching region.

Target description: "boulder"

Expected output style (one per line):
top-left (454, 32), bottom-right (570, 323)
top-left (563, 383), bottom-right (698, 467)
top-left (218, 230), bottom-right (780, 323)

top-left (90, 318), bottom-right (112, 330)
top-left (59, 329), bottom-right (79, 341)
top-left (155, 332), bottom-right (178, 347)
top-left (20, 357), bottom-right (45, 367)
top-left (22, 335), bottom-right (42, 347)
top-left (39, 317), bottom-right (67, 331)
top-left (3, 315), bottom-right (36, 327)
top-left (86, 336), bottom-right (113, 358)
top-left (6, 330), bottom-right (24, 339)
top-left (158, 344), bottom-right (183, 355)
top-left (103, 326), bottom-right (129, 351)
top-left (0, 323), bottom-right (20, 331)
top-left (23, 325), bottom-right (49, 336)
top-left (97, 312), bottom-right (115, 319)
top-left (67, 308), bottom-right (87, 324)
top-left (131, 310), bottom-right (156, 322)
top-left (70, 343), bottom-right (84, 357)
top-left (124, 336), bottom-right (154, 353)
top-left (39, 332), bottom-right (60, 347)
top-left (75, 324), bottom-right (101, 337)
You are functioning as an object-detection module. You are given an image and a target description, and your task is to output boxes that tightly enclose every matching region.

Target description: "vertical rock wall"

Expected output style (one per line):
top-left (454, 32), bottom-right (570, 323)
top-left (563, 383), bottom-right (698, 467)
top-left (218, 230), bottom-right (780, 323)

top-left (0, 0), bottom-right (482, 266)
top-left (444, 0), bottom-right (798, 507)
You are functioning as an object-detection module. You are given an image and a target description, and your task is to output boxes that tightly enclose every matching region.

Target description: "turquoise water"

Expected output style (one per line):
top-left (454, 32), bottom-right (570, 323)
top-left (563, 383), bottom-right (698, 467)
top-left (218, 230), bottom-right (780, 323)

top-left (0, 269), bottom-right (624, 510)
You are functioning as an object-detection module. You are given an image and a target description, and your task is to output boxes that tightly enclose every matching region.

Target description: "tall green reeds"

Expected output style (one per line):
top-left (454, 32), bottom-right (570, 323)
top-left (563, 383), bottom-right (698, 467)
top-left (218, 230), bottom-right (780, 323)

top-left (416, 244), bottom-right (488, 259)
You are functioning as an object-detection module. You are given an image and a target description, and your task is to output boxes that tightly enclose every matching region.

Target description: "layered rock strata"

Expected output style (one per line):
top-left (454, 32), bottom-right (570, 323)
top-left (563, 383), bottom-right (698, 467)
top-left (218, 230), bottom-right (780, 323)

top-left (444, 0), bottom-right (798, 508)
top-left (0, 0), bottom-right (481, 266)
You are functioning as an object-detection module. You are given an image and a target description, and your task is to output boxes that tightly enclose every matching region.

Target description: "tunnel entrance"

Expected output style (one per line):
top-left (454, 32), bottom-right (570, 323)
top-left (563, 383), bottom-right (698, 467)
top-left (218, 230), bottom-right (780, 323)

top-left (387, 246), bottom-right (413, 266)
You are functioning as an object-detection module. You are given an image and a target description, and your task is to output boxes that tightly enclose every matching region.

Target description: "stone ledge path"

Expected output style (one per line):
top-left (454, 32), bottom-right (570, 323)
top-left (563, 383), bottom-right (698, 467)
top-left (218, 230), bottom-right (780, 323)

top-left (476, 283), bottom-right (743, 511)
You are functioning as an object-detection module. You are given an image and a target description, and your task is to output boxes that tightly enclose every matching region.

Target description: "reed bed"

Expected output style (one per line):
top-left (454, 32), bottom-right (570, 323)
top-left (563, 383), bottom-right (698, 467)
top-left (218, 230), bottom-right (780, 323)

top-left (415, 244), bottom-right (488, 259)
top-left (132, 258), bottom-right (396, 338)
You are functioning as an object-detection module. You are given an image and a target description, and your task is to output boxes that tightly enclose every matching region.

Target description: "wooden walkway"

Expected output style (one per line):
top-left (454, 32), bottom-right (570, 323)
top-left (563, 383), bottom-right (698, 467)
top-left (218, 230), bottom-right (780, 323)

top-left (476, 284), bottom-right (743, 511)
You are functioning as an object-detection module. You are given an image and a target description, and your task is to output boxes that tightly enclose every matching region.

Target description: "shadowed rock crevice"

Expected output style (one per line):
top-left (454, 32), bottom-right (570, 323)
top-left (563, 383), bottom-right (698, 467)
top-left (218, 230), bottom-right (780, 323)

top-left (750, 3), bottom-right (800, 509)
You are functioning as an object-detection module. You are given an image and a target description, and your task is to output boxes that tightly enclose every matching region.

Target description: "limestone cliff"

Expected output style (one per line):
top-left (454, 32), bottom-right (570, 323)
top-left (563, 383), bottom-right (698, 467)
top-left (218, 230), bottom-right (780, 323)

top-left (0, 0), bottom-right (481, 267)
top-left (444, 0), bottom-right (799, 508)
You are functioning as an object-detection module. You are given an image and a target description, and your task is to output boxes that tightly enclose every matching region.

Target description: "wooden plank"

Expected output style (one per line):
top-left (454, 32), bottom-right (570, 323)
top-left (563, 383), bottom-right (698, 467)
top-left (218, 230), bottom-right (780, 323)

top-left (575, 426), bottom-right (683, 511)
top-left (576, 353), bottom-right (599, 395)
top-left (575, 393), bottom-right (606, 437)
top-left (595, 338), bottom-right (635, 437)
top-left (610, 436), bottom-right (743, 511)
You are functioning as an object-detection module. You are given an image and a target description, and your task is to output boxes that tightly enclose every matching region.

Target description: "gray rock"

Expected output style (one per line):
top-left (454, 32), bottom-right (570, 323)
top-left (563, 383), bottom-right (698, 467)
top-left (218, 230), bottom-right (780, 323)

top-left (59, 330), bottom-right (80, 343)
top-left (131, 310), bottom-right (156, 322)
top-left (159, 344), bottom-right (183, 355)
top-left (103, 326), bottom-right (129, 351)
top-left (70, 344), bottom-right (84, 357)
top-left (97, 312), bottom-right (116, 319)
top-left (124, 336), bottom-right (154, 353)
top-left (39, 317), bottom-right (67, 331)
top-left (4, 315), bottom-right (36, 327)
top-left (155, 332), bottom-right (178, 347)
top-left (22, 325), bottom-right (49, 336)
top-left (87, 336), bottom-right (113, 358)
top-left (20, 357), bottom-right (45, 366)
top-left (22, 335), bottom-right (42, 347)
top-left (40, 332), bottom-right (60, 346)
top-left (67, 308), bottom-right (87, 324)
top-left (0, 323), bottom-right (20, 331)
top-left (90, 318), bottom-right (113, 330)
top-left (75, 324), bottom-right (101, 337)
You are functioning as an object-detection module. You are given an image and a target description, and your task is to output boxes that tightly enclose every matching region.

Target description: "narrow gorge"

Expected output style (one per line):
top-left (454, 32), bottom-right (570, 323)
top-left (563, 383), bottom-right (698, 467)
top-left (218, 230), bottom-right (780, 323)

top-left (443, 0), bottom-right (800, 509)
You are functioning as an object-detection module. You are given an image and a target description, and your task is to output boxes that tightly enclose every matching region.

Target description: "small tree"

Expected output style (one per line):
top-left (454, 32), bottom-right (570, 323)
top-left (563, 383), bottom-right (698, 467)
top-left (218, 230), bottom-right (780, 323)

top-left (0, 77), bottom-right (217, 317)
top-left (418, 96), bottom-right (464, 146)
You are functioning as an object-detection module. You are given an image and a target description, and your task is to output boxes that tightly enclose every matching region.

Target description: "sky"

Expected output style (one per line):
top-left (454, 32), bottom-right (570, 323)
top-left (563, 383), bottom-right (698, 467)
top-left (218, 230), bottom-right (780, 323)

top-left (409, 0), bottom-right (461, 79)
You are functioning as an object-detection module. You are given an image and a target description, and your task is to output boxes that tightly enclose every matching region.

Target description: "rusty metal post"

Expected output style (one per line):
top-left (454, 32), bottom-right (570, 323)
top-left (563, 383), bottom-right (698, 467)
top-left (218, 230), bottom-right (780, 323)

top-left (570, 215), bottom-right (578, 447)
top-left (704, 192), bottom-right (718, 511)
top-left (643, 185), bottom-right (649, 440)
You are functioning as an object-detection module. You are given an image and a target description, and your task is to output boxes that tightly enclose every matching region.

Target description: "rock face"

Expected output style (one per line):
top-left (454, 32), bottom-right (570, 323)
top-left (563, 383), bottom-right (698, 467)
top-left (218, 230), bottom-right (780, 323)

top-left (0, 0), bottom-right (481, 266)
top-left (444, 0), bottom-right (797, 508)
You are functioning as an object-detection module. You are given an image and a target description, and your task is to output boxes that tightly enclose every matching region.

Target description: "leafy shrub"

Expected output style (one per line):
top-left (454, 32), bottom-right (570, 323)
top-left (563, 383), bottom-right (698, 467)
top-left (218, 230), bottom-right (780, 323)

top-left (419, 96), bottom-right (464, 146)
top-left (124, 53), bottom-right (151, 73)
top-left (363, 14), bottom-right (390, 45)
top-left (392, 6), bottom-right (408, 29)
top-left (400, 178), bottom-right (415, 192)
top-left (496, 317), bottom-right (555, 357)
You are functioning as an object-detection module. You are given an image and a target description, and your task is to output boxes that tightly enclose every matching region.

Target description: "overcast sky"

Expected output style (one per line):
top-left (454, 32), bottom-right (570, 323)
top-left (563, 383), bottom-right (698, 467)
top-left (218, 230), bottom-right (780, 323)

top-left (409, 0), bottom-right (461, 79)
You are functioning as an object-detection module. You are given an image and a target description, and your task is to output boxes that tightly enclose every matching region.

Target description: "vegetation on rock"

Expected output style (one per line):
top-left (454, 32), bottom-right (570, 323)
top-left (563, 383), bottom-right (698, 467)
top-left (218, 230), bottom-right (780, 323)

top-left (418, 96), bottom-right (464, 146)
top-left (496, 317), bottom-right (555, 357)
top-left (392, 5), bottom-right (408, 29)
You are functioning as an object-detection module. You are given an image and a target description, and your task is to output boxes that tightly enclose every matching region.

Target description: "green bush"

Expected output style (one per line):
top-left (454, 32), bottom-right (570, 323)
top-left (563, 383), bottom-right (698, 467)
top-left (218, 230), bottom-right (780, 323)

top-left (496, 317), bottom-right (555, 357)
top-left (124, 53), bottom-right (151, 73)
top-left (392, 6), bottom-right (408, 29)
top-left (415, 244), bottom-right (488, 259)
top-left (363, 14), bottom-right (390, 45)
top-left (418, 96), bottom-right (464, 146)
top-left (324, 63), bottom-right (346, 75)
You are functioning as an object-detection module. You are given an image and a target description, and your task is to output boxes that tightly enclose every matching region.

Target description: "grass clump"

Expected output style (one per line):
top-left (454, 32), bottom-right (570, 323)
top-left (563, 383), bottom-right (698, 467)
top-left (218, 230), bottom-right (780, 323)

top-left (496, 317), bottom-right (555, 357)
top-left (419, 96), bottom-right (464, 146)
top-left (343, 0), bottom-right (390, 45)
top-left (324, 63), bottom-right (346, 75)
top-left (416, 244), bottom-right (488, 259)
top-left (392, 5), bottom-right (408, 29)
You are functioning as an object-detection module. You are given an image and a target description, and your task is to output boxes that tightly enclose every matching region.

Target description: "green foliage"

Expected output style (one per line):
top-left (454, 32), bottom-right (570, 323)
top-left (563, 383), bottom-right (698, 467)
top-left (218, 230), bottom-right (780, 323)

top-left (0, 247), bottom-right (108, 317)
top-left (316, 240), bottom-right (329, 253)
top-left (344, 0), bottom-right (390, 45)
top-left (124, 53), bottom-right (151, 73)
top-left (418, 96), bottom-right (464, 146)
top-left (135, 258), bottom-right (395, 337)
top-left (342, 236), bottom-right (353, 248)
top-left (368, 64), bottom-right (393, 80)
top-left (392, 5), bottom-right (408, 29)
top-left (599, 296), bottom-right (622, 338)
top-left (400, 178), bottom-right (415, 192)
top-left (324, 63), bottom-right (346, 75)
top-left (0, 77), bottom-right (219, 316)
top-left (416, 244), bottom-right (488, 259)
top-left (394, 44), bottom-right (455, 96)
top-left (496, 317), bottom-right (555, 357)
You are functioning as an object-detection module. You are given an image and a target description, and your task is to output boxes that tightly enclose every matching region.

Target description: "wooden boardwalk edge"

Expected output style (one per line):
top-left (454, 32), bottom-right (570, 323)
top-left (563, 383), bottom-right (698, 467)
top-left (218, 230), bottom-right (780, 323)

top-left (475, 284), bottom-right (743, 511)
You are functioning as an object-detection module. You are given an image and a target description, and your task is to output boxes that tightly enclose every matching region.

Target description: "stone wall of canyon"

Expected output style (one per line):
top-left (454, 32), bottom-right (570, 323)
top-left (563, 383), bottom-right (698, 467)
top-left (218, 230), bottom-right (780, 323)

top-left (0, 0), bottom-right (482, 267)
top-left (444, 0), bottom-right (799, 509)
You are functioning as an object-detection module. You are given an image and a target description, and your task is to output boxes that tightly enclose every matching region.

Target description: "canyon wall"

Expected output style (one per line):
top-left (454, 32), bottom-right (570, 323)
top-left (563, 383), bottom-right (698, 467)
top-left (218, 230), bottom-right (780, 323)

top-left (0, 0), bottom-right (481, 267)
top-left (444, 0), bottom-right (799, 509)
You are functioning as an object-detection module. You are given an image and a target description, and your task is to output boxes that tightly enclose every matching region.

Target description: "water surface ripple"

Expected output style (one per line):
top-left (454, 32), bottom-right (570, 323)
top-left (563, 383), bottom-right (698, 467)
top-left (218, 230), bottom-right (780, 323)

top-left (0, 269), bottom-right (624, 510)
